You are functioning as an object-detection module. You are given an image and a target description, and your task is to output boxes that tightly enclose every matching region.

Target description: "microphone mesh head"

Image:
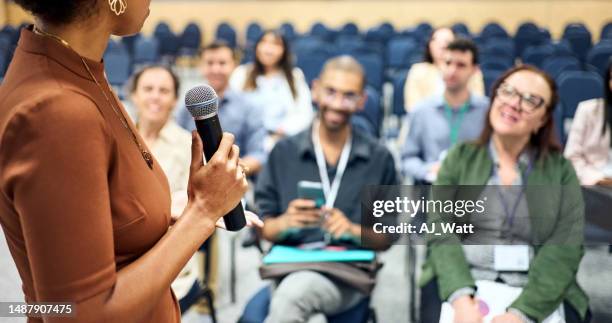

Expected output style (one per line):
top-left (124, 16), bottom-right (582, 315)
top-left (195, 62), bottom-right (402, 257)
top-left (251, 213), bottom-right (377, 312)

top-left (185, 85), bottom-right (218, 118)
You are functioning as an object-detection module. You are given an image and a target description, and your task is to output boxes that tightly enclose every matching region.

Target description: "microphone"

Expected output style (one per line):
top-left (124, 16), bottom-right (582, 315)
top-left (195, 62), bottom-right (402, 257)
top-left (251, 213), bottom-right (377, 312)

top-left (185, 85), bottom-right (247, 231)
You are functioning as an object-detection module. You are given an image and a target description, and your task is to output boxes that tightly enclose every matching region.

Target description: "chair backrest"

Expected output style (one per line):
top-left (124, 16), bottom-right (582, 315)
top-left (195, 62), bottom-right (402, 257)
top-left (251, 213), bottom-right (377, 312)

top-left (481, 68), bottom-right (505, 97)
top-left (480, 60), bottom-right (513, 72)
top-left (514, 22), bottom-right (542, 57)
top-left (215, 22), bottom-right (237, 48)
top-left (562, 24), bottom-right (593, 62)
top-left (121, 33), bottom-right (141, 56)
top-left (154, 22), bottom-right (171, 38)
top-left (355, 86), bottom-right (382, 137)
top-left (542, 56), bottom-right (582, 79)
top-left (180, 22), bottom-right (202, 50)
top-left (601, 22), bottom-right (612, 40)
top-left (353, 53), bottom-right (384, 91)
top-left (280, 22), bottom-right (296, 41)
top-left (295, 46), bottom-right (334, 86)
top-left (392, 69), bottom-right (409, 117)
top-left (451, 22), bottom-right (471, 37)
top-left (586, 43), bottom-right (612, 78)
top-left (340, 22), bottom-right (359, 37)
top-left (104, 50), bottom-right (131, 88)
top-left (246, 22), bottom-right (264, 45)
top-left (310, 22), bottom-right (333, 42)
top-left (386, 37), bottom-right (418, 70)
top-left (521, 44), bottom-right (554, 68)
top-left (481, 22), bottom-right (509, 39)
top-left (557, 71), bottom-right (604, 119)
top-left (133, 37), bottom-right (159, 65)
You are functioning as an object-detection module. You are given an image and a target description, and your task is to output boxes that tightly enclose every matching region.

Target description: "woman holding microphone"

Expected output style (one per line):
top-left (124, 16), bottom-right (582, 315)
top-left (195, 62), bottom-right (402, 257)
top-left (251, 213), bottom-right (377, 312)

top-left (0, 1), bottom-right (259, 322)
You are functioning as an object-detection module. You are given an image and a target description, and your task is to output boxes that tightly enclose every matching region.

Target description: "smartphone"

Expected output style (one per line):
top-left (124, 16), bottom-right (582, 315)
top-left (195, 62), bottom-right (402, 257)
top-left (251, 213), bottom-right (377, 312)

top-left (297, 181), bottom-right (326, 208)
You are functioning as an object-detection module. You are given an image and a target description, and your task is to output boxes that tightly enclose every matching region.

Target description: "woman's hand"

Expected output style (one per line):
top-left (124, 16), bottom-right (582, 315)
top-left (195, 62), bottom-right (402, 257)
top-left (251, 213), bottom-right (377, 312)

top-left (215, 211), bottom-right (264, 230)
top-left (185, 132), bottom-right (248, 225)
top-left (452, 295), bottom-right (483, 323)
top-left (171, 193), bottom-right (262, 229)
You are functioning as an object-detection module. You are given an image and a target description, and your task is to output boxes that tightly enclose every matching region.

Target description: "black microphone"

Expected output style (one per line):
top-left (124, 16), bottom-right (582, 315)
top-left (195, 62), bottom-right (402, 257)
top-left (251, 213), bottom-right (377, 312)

top-left (185, 85), bottom-right (247, 231)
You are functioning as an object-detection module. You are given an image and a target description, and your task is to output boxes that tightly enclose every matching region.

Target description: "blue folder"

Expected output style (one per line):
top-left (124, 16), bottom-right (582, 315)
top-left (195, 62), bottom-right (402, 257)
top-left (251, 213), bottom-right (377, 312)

top-left (263, 245), bottom-right (375, 264)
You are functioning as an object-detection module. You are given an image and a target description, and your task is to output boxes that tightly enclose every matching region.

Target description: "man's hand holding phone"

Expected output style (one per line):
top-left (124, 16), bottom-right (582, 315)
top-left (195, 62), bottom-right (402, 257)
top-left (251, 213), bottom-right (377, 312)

top-left (280, 199), bottom-right (323, 231)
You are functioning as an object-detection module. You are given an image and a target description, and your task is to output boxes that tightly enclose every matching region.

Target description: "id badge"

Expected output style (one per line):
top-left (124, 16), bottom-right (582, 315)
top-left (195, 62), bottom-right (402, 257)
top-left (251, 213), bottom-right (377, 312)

top-left (494, 245), bottom-right (530, 271)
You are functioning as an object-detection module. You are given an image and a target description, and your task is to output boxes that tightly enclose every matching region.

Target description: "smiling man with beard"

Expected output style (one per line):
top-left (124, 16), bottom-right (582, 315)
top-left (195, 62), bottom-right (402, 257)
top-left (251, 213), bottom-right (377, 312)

top-left (254, 56), bottom-right (398, 323)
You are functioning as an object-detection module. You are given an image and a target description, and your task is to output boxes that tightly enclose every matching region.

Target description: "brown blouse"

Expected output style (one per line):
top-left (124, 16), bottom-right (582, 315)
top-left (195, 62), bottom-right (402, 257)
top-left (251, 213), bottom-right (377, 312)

top-left (0, 28), bottom-right (180, 322)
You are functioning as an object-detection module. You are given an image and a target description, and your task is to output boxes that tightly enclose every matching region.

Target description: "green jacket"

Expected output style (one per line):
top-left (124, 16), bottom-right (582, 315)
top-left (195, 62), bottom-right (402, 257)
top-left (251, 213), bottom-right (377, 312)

top-left (419, 142), bottom-right (589, 322)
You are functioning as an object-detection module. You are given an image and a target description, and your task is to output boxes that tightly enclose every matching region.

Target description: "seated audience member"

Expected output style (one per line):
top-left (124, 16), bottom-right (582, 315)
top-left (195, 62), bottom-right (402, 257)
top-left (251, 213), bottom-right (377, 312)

top-left (130, 65), bottom-right (217, 317)
top-left (177, 41), bottom-right (267, 176)
top-left (401, 38), bottom-right (489, 183)
top-left (403, 27), bottom-right (485, 112)
top-left (565, 58), bottom-right (612, 185)
top-left (230, 29), bottom-right (314, 146)
top-left (420, 65), bottom-right (589, 323)
top-left (255, 56), bottom-right (398, 322)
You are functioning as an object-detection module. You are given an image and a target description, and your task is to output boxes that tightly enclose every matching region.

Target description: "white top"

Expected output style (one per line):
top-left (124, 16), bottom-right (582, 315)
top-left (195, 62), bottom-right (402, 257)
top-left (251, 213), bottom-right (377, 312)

top-left (229, 64), bottom-right (314, 136)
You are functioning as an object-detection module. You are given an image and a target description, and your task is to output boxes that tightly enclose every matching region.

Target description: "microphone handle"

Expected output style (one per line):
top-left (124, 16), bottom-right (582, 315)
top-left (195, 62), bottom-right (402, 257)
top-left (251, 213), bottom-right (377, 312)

top-left (195, 115), bottom-right (247, 231)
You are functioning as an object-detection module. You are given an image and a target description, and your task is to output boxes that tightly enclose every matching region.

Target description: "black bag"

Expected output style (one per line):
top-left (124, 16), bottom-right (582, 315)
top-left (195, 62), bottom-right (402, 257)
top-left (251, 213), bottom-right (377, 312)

top-left (259, 260), bottom-right (382, 295)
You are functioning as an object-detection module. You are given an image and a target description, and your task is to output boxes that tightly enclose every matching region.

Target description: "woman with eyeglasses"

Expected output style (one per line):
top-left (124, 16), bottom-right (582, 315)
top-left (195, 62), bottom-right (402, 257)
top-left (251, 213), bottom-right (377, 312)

top-left (419, 65), bottom-right (590, 323)
top-left (565, 58), bottom-right (612, 186)
top-left (230, 30), bottom-right (314, 146)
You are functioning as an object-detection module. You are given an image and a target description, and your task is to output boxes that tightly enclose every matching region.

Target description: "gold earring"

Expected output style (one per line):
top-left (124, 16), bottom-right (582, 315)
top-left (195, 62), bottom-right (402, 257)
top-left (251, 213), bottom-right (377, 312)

top-left (109, 0), bottom-right (127, 16)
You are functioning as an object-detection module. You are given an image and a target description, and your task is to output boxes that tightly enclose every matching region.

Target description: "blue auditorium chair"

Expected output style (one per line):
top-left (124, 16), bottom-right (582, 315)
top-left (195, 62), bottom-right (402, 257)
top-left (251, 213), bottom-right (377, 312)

top-left (354, 86), bottom-right (383, 137)
top-left (555, 71), bottom-right (604, 144)
top-left (133, 36), bottom-right (159, 65)
top-left (391, 69), bottom-right (409, 117)
top-left (354, 54), bottom-right (384, 91)
top-left (414, 22), bottom-right (433, 40)
top-left (481, 68), bottom-right (505, 97)
top-left (180, 22), bottom-right (202, 55)
top-left (451, 22), bottom-right (471, 38)
top-left (481, 22), bottom-right (509, 39)
top-left (340, 22), bottom-right (360, 37)
top-left (602, 22), bottom-right (612, 40)
top-left (310, 22), bottom-right (335, 42)
top-left (246, 22), bottom-right (264, 45)
top-left (154, 26), bottom-right (180, 59)
top-left (521, 44), bottom-right (554, 68)
top-left (238, 286), bottom-right (376, 323)
top-left (386, 37), bottom-right (418, 71)
top-left (586, 42), bottom-right (612, 78)
top-left (378, 22), bottom-right (395, 38)
top-left (121, 33), bottom-right (141, 57)
top-left (514, 22), bottom-right (541, 57)
top-left (551, 40), bottom-right (578, 59)
top-left (542, 56), bottom-right (582, 80)
top-left (480, 60), bottom-right (513, 73)
top-left (104, 49), bottom-right (131, 91)
top-left (562, 23), bottom-right (593, 62)
top-left (153, 21), bottom-right (171, 38)
top-left (279, 22), bottom-right (297, 41)
top-left (216, 22), bottom-right (237, 48)
top-left (295, 46), bottom-right (334, 86)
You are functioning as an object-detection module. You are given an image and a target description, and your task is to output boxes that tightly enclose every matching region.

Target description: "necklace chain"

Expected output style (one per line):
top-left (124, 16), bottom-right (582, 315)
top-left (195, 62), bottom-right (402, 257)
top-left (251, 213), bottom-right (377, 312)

top-left (32, 26), bottom-right (154, 169)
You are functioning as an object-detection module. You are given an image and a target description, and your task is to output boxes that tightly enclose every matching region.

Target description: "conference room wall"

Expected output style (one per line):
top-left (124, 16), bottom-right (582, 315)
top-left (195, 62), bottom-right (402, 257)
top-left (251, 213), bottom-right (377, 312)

top-left (4, 0), bottom-right (612, 42)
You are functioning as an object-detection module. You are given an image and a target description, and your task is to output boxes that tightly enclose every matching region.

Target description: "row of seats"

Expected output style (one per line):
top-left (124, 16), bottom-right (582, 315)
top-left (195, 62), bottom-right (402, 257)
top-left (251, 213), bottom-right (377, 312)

top-left (2, 21), bottom-right (611, 81)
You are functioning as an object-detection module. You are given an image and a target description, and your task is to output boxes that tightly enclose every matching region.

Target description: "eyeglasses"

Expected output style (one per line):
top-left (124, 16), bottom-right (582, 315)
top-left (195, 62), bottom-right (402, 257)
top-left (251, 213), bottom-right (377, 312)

top-left (321, 87), bottom-right (362, 109)
top-left (496, 83), bottom-right (546, 114)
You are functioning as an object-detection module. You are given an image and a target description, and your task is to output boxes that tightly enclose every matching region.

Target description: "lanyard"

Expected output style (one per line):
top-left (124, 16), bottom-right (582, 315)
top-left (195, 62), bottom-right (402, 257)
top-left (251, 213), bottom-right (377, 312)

top-left (444, 101), bottom-right (469, 145)
top-left (312, 121), bottom-right (352, 209)
top-left (496, 159), bottom-right (534, 235)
